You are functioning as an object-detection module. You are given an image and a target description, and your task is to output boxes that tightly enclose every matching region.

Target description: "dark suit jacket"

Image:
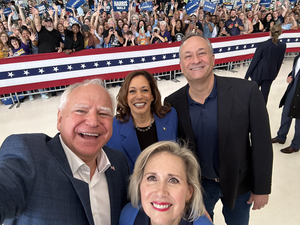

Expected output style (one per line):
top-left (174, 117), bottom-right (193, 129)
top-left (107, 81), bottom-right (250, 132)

top-left (106, 108), bottom-right (178, 173)
top-left (0, 133), bottom-right (130, 225)
top-left (165, 76), bottom-right (273, 210)
top-left (245, 38), bottom-right (286, 81)
top-left (279, 54), bottom-right (300, 118)
top-left (64, 29), bottom-right (84, 52)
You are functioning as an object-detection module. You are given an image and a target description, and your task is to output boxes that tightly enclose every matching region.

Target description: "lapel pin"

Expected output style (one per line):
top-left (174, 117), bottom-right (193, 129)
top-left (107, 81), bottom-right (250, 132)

top-left (163, 127), bottom-right (166, 130)
top-left (111, 166), bottom-right (115, 171)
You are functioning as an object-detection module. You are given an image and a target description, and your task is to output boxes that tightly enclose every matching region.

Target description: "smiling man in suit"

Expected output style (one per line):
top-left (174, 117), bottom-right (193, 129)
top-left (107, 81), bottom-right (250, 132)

top-left (0, 79), bottom-right (130, 225)
top-left (165, 33), bottom-right (273, 225)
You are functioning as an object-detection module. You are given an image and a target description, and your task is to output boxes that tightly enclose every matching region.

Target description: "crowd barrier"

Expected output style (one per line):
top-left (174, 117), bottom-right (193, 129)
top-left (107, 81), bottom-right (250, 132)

top-left (1, 30), bottom-right (300, 107)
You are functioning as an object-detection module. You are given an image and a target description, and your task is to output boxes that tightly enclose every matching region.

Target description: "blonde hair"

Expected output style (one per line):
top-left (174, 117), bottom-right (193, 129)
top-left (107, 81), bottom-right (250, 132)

top-left (128, 141), bottom-right (205, 221)
top-left (270, 24), bottom-right (282, 45)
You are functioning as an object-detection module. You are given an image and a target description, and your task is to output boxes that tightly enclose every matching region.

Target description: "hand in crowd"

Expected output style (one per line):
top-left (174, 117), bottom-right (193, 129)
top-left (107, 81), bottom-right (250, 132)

top-left (48, 8), bottom-right (54, 16)
top-left (234, 22), bottom-right (239, 27)
top-left (9, 12), bottom-right (15, 17)
top-left (52, 3), bottom-right (58, 11)
top-left (63, 20), bottom-right (69, 28)
top-left (30, 33), bottom-right (36, 42)
top-left (171, 19), bottom-right (176, 27)
top-left (63, 49), bottom-right (72, 55)
top-left (30, 7), bottom-right (39, 15)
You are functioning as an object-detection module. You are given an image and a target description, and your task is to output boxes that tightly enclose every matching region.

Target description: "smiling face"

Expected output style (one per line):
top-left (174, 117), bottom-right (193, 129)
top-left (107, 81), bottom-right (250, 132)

top-left (180, 36), bottom-right (215, 84)
top-left (140, 151), bottom-right (193, 225)
top-left (11, 39), bottom-right (20, 49)
top-left (57, 83), bottom-right (113, 164)
top-left (72, 24), bottom-right (80, 34)
top-left (127, 75), bottom-right (154, 119)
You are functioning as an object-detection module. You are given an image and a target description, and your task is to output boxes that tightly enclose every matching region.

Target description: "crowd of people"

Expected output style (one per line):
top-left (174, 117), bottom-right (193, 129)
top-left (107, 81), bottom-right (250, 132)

top-left (0, 0), bottom-right (299, 59)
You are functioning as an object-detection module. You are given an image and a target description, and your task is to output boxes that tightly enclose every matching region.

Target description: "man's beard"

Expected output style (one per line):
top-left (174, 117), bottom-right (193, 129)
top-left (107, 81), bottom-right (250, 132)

top-left (46, 26), bottom-right (54, 32)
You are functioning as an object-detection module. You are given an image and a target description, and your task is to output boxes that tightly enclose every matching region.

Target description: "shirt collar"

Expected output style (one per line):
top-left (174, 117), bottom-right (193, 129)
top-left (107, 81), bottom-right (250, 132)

top-left (59, 135), bottom-right (111, 175)
top-left (187, 75), bottom-right (218, 106)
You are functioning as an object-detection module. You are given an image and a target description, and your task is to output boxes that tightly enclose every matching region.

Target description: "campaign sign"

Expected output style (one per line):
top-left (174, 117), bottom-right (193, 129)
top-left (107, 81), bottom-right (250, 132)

top-left (48, 5), bottom-right (61, 15)
top-left (211, 0), bottom-right (218, 4)
top-left (66, 0), bottom-right (85, 12)
top-left (3, 7), bottom-right (12, 16)
top-left (113, 0), bottom-right (129, 11)
top-left (185, 0), bottom-right (200, 15)
top-left (236, 1), bottom-right (242, 8)
top-left (68, 16), bottom-right (82, 27)
top-left (203, 1), bottom-right (216, 13)
top-left (260, 0), bottom-right (271, 7)
top-left (218, 0), bottom-right (223, 6)
top-left (140, 2), bottom-right (153, 11)
top-left (225, 4), bottom-right (233, 10)
top-left (35, 4), bottom-right (47, 16)
top-left (290, 0), bottom-right (297, 2)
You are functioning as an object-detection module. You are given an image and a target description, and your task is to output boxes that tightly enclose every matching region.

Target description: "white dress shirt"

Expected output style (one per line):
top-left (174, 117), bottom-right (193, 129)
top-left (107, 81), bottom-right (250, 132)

top-left (295, 57), bottom-right (300, 77)
top-left (59, 135), bottom-right (111, 225)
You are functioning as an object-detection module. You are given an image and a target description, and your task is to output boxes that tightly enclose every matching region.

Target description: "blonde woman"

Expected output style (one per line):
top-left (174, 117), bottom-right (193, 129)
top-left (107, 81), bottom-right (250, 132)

top-left (245, 25), bottom-right (286, 103)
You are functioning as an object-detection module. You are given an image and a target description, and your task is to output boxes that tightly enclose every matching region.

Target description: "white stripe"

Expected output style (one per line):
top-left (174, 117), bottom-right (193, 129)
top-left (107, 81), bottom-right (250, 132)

top-left (1, 59), bottom-right (179, 87)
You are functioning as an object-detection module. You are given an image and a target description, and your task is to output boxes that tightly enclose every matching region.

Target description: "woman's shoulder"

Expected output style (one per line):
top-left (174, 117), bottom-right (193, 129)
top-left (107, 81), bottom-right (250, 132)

top-left (193, 215), bottom-right (214, 225)
top-left (119, 203), bottom-right (140, 225)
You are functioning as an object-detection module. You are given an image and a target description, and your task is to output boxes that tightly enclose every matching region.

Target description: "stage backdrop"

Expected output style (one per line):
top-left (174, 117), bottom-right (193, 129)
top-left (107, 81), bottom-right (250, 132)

top-left (1, 30), bottom-right (300, 95)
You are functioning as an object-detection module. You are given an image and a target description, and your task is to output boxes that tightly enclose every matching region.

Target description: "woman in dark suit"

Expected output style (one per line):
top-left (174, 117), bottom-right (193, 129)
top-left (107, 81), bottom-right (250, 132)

top-left (245, 24), bottom-right (286, 103)
top-left (106, 70), bottom-right (178, 172)
top-left (63, 23), bottom-right (84, 54)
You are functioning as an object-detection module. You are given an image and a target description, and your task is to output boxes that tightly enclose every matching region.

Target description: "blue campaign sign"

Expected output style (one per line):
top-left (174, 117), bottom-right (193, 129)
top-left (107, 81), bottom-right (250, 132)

top-left (260, 0), bottom-right (271, 7)
top-left (203, 1), bottom-right (216, 13)
top-left (225, 4), bottom-right (233, 10)
top-left (140, 2), bottom-right (153, 11)
top-left (66, 0), bottom-right (85, 12)
top-left (68, 16), bottom-right (82, 27)
top-left (113, 0), bottom-right (129, 11)
top-left (3, 7), bottom-right (12, 16)
top-left (35, 4), bottom-right (47, 16)
top-left (218, 0), bottom-right (223, 6)
top-left (185, 0), bottom-right (200, 15)
top-left (236, 1), bottom-right (242, 8)
top-left (290, 0), bottom-right (297, 2)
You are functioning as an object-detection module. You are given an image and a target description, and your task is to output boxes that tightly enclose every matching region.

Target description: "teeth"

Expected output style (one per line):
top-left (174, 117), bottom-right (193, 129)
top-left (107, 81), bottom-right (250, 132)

top-left (81, 133), bottom-right (99, 137)
top-left (152, 203), bottom-right (171, 209)
top-left (134, 103), bottom-right (145, 107)
top-left (191, 67), bottom-right (203, 71)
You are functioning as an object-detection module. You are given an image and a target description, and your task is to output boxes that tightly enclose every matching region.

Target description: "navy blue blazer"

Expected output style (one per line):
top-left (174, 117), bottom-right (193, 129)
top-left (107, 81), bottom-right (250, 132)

top-left (106, 107), bottom-right (178, 172)
top-left (0, 133), bottom-right (130, 225)
top-left (245, 38), bottom-right (286, 81)
top-left (119, 203), bottom-right (213, 225)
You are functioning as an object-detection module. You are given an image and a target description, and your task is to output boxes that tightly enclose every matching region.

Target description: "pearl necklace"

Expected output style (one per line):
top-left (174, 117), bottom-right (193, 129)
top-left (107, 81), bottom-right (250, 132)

top-left (134, 118), bottom-right (154, 132)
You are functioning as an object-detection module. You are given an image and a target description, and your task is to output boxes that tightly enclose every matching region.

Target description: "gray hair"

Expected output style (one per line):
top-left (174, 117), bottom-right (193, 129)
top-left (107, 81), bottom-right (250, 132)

top-left (179, 33), bottom-right (214, 60)
top-left (160, 20), bottom-right (167, 27)
top-left (128, 141), bottom-right (205, 221)
top-left (58, 79), bottom-right (115, 112)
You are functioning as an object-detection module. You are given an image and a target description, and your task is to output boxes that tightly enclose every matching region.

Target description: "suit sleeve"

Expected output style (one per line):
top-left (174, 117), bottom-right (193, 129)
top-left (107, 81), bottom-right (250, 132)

top-left (249, 82), bottom-right (273, 194)
top-left (0, 135), bottom-right (35, 223)
top-left (245, 43), bottom-right (264, 80)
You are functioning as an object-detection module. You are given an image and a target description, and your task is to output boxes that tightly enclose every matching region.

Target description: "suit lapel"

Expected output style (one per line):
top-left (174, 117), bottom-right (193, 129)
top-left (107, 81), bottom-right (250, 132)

top-left (120, 117), bottom-right (141, 165)
top-left (47, 134), bottom-right (95, 225)
top-left (216, 76), bottom-right (234, 162)
top-left (175, 85), bottom-right (195, 146)
top-left (155, 113), bottom-right (173, 141)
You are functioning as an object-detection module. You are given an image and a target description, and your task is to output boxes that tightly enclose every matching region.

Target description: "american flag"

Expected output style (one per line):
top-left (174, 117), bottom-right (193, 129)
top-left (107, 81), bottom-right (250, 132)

top-left (1, 30), bottom-right (299, 95)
